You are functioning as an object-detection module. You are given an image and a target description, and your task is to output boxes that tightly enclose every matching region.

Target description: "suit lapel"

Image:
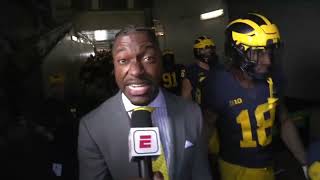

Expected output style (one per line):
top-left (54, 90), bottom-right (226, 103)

top-left (103, 92), bottom-right (139, 177)
top-left (164, 91), bottom-right (185, 179)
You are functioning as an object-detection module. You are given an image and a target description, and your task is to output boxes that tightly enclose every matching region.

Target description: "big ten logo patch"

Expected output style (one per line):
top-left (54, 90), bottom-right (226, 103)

top-left (229, 98), bottom-right (243, 107)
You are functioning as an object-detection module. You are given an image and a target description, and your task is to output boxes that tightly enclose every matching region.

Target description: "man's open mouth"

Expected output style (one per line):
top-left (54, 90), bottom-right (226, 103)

top-left (127, 83), bottom-right (151, 96)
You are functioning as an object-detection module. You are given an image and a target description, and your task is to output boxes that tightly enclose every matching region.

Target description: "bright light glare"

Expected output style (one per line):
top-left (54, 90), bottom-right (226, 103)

top-left (156, 32), bottom-right (164, 36)
top-left (72, 36), bottom-right (78, 41)
top-left (94, 30), bottom-right (107, 41)
top-left (200, 9), bottom-right (224, 20)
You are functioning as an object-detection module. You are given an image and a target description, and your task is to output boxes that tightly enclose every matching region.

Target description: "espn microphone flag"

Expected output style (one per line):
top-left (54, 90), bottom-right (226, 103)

top-left (129, 127), bottom-right (162, 161)
top-left (129, 106), bottom-right (161, 179)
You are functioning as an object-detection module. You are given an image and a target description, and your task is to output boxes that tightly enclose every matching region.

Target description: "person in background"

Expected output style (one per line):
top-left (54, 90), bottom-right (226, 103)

top-left (160, 49), bottom-right (186, 96)
top-left (181, 36), bottom-right (218, 105)
top-left (308, 140), bottom-right (320, 180)
top-left (181, 36), bottom-right (220, 176)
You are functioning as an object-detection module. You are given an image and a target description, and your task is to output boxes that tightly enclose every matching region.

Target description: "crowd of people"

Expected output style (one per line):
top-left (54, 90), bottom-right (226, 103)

top-left (79, 50), bottom-right (118, 116)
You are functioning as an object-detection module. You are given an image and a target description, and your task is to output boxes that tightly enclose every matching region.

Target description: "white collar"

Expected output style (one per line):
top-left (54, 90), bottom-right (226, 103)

top-left (122, 89), bottom-right (166, 112)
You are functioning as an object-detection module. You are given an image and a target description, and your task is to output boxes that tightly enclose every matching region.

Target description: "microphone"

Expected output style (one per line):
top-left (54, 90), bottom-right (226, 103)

top-left (128, 107), bottom-right (161, 179)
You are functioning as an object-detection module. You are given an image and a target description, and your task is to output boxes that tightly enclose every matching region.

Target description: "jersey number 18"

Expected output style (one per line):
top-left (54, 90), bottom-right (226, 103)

top-left (236, 102), bottom-right (276, 148)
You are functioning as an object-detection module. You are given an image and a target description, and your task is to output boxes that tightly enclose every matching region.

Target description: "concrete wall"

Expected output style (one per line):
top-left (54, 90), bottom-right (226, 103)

top-left (42, 30), bottom-right (95, 98)
top-left (153, 0), bottom-right (229, 64)
top-left (227, 0), bottom-right (320, 100)
top-left (72, 10), bottom-right (145, 31)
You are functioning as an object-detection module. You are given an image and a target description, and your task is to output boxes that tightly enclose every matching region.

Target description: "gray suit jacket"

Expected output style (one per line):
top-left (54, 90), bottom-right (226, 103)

top-left (78, 90), bottom-right (212, 180)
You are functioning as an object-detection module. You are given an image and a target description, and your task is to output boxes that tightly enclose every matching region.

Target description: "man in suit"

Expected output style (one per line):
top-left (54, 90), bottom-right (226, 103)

top-left (78, 26), bottom-right (212, 180)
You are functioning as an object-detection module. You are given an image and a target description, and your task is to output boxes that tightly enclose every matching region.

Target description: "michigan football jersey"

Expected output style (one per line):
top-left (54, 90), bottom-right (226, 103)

top-left (308, 141), bottom-right (320, 180)
top-left (185, 63), bottom-right (209, 106)
top-left (204, 67), bottom-right (280, 168)
top-left (161, 64), bottom-right (186, 96)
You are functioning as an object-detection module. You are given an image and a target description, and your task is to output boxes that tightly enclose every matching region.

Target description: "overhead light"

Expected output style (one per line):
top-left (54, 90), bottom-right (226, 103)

top-left (153, 19), bottom-right (165, 36)
top-left (94, 30), bottom-right (108, 41)
top-left (156, 32), bottom-right (164, 36)
top-left (200, 9), bottom-right (224, 20)
top-left (71, 36), bottom-right (78, 41)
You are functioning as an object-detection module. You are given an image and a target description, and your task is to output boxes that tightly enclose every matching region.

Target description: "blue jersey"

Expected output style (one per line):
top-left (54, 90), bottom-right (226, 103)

top-left (185, 63), bottom-right (209, 106)
top-left (308, 141), bottom-right (320, 165)
top-left (204, 67), bottom-right (280, 168)
top-left (161, 64), bottom-right (186, 96)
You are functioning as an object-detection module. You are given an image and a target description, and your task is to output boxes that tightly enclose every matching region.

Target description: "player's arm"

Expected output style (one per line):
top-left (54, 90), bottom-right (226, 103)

top-left (181, 65), bottom-right (194, 100)
top-left (279, 104), bottom-right (307, 165)
top-left (204, 109), bottom-right (219, 155)
top-left (203, 109), bottom-right (218, 135)
top-left (201, 72), bottom-right (219, 152)
top-left (181, 78), bottom-right (193, 100)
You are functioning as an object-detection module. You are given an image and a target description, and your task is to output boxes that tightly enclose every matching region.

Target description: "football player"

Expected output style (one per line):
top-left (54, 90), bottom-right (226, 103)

top-left (308, 141), bottom-right (320, 180)
top-left (181, 36), bottom-right (220, 176)
top-left (161, 49), bottom-right (186, 96)
top-left (204, 13), bottom-right (307, 180)
top-left (181, 36), bottom-right (218, 106)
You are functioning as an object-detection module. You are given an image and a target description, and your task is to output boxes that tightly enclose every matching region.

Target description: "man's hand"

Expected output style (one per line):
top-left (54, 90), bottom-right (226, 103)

top-left (153, 171), bottom-right (164, 180)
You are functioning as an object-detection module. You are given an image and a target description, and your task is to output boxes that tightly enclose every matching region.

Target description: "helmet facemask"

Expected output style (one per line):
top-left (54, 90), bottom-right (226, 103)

top-left (193, 36), bottom-right (217, 66)
top-left (194, 45), bottom-right (218, 65)
top-left (233, 43), bottom-right (281, 80)
top-left (225, 13), bottom-right (282, 80)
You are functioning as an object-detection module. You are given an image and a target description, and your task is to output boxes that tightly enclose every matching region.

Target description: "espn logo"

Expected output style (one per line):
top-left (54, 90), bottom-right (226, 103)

top-left (139, 135), bottom-right (152, 148)
top-left (129, 127), bottom-right (161, 160)
top-left (133, 129), bottom-right (160, 154)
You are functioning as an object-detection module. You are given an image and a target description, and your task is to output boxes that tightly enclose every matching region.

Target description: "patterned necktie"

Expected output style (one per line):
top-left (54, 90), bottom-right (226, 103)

top-left (131, 107), bottom-right (169, 180)
top-left (152, 148), bottom-right (169, 180)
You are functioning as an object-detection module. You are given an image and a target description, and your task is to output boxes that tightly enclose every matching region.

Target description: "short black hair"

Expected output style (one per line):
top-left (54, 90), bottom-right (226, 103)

top-left (113, 25), bottom-right (160, 49)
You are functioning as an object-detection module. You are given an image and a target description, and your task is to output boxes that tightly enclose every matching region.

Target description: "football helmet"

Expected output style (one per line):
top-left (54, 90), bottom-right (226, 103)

top-left (193, 36), bottom-right (217, 64)
top-left (225, 13), bottom-right (281, 79)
